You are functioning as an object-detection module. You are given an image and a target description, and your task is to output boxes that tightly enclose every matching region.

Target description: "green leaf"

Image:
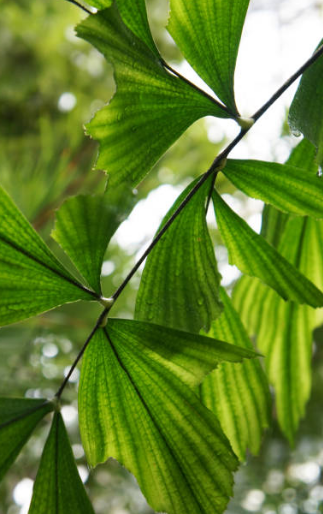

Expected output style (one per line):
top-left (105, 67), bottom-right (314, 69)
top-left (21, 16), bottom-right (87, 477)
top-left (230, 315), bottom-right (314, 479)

top-left (29, 412), bottom-right (94, 514)
top-left (52, 187), bottom-right (134, 295)
top-left (77, 6), bottom-right (231, 187)
top-left (85, 0), bottom-right (159, 56)
top-left (135, 178), bottom-right (222, 332)
top-left (200, 289), bottom-right (271, 461)
top-left (0, 186), bottom-right (96, 327)
top-left (259, 139), bottom-right (318, 247)
top-left (223, 159), bottom-right (323, 218)
top-left (79, 321), bottom-right (256, 514)
top-left (233, 214), bottom-right (323, 442)
top-left (168, 0), bottom-right (250, 114)
top-left (289, 40), bottom-right (323, 165)
top-left (0, 398), bottom-right (53, 480)
top-left (212, 190), bottom-right (323, 307)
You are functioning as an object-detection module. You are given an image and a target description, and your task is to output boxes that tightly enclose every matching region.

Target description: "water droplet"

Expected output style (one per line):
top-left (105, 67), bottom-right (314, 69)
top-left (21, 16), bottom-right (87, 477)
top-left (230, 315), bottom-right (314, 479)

top-left (197, 298), bottom-right (203, 306)
top-left (291, 129), bottom-right (301, 137)
top-left (317, 166), bottom-right (322, 177)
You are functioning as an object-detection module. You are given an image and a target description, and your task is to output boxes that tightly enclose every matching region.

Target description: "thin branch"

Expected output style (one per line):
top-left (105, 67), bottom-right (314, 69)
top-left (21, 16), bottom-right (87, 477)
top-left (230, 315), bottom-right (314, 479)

top-left (65, 0), bottom-right (92, 14)
top-left (54, 307), bottom-right (108, 399)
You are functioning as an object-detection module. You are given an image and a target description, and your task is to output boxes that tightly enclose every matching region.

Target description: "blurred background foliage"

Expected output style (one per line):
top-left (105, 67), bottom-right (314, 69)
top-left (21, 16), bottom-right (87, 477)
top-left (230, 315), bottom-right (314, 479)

top-left (1, 0), bottom-right (323, 513)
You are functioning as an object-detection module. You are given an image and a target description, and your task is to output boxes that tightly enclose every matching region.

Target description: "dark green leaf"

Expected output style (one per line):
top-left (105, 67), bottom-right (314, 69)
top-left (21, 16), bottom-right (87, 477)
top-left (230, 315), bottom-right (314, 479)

top-left (289, 40), bottom-right (323, 165)
top-left (0, 398), bottom-right (53, 480)
top-left (52, 187), bottom-right (134, 294)
top-left (223, 159), bottom-right (323, 218)
top-left (213, 190), bottom-right (323, 307)
top-left (29, 412), bottom-right (94, 514)
top-left (135, 178), bottom-right (222, 332)
top-left (168, 0), bottom-right (250, 114)
top-left (79, 321), bottom-right (256, 514)
top-left (0, 186), bottom-right (96, 327)
top-left (201, 288), bottom-right (271, 461)
top-left (77, 6), bottom-right (231, 187)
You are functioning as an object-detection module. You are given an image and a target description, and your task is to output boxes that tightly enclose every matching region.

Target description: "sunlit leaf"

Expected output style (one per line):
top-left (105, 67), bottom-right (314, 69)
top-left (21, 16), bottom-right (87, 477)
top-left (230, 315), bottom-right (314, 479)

top-left (0, 398), bottom-right (53, 480)
top-left (0, 187), bottom-right (96, 327)
top-left (223, 159), bottom-right (323, 218)
top-left (135, 178), bottom-right (222, 333)
top-left (289, 39), bottom-right (323, 165)
top-left (201, 289), bottom-right (271, 461)
top-left (52, 187), bottom-right (134, 294)
top-left (85, 0), bottom-right (159, 56)
top-left (29, 412), bottom-right (94, 514)
top-left (77, 6), bottom-right (232, 187)
top-left (168, 0), bottom-right (250, 114)
top-left (213, 190), bottom-right (323, 307)
top-left (79, 321), bottom-right (256, 514)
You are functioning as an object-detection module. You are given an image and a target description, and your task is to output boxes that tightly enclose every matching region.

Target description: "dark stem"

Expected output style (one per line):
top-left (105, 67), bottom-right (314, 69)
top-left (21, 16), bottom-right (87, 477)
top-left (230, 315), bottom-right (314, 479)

top-left (55, 41), bottom-right (323, 399)
top-left (54, 307), bottom-right (108, 399)
top-left (65, 0), bottom-right (92, 14)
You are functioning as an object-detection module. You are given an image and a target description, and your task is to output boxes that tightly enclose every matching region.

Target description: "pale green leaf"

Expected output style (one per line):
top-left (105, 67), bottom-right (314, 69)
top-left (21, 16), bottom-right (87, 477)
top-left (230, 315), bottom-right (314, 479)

top-left (29, 412), bottom-right (94, 514)
top-left (79, 321), bottom-right (256, 514)
top-left (168, 0), bottom-right (250, 114)
top-left (0, 187), bottom-right (96, 327)
top-left (213, 190), bottom-right (323, 307)
top-left (289, 40), bottom-right (323, 165)
top-left (201, 289), bottom-right (271, 461)
top-left (52, 187), bottom-right (134, 294)
top-left (135, 178), bottom-right (222, 333)
top-left (223, 159), bottom-right (323, 218)
top-left (77, 6), bottom-right (231, 187)
top-left (0, 398), bottom-right (53, 480)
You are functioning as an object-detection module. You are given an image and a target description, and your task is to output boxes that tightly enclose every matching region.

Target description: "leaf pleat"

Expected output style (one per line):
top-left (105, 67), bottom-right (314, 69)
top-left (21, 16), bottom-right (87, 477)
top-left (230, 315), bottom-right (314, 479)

top-left (135, 178), bottom-right (222, 332)
top-left (0, 187), bottom-right (94, 326)
top-left (0, 398), bottom-right (53, 480)
top-left (52, 188), bottom-right (134, 294)
top-left (223, 159), bottom-right (323, 218)
top-left (168, 0), bottom-right (250, 114)
top-left (28, 412), bottom-right (94, 514)
top-left (200, 289), bottom-right (271, 461)
top-left (212, 190), bottom-right (323, 307)
top-left (79, 321), bottom-right (256, 514)
top-left (77, 6), bottom-right (231, 187)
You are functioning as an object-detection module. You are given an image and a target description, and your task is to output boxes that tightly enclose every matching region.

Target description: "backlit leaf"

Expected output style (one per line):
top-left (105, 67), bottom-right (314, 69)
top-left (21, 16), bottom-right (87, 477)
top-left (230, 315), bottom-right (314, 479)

top-left (79, 321), bottom-right (256, 514)
top-left (0, 187), bottom-right (96, 327)
top-left (29, 412), bottom-right (94, 514)
top-left (0, 398), bottom-right (53, 480)
top-left (77, 6), bottom-right (232, 187)
top-left (168, 0), bottom-right (250, 114)
top-left (135, 178), bottom-right (222, 333)
top-left (201, 289), bottom-right (271, 461)
top-left (213, 190), bottom-right (323, 307)
top-left (289, 39), bottom-right (323, 165)
top-left (52, 187), bottom-right (134, 294)
top-left (223, 159), bottom-right (323, 218)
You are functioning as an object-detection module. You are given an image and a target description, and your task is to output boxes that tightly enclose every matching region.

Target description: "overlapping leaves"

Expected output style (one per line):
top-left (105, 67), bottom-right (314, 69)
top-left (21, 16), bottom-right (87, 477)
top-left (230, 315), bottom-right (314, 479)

top-left (0, 185), bottom-right (130, 326)
top-left (77, 2), bottom-right (239, 187)
top-left (212, 189), bottom-right (323, 307)
top-left (201, 289), bottom-right (271, 460)
top-left (79, 321), bottom-right (256, 514)
top-left (233, 140), bottom-right (323, 442)
top-left (29, 412), bottom-right (94, 514)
